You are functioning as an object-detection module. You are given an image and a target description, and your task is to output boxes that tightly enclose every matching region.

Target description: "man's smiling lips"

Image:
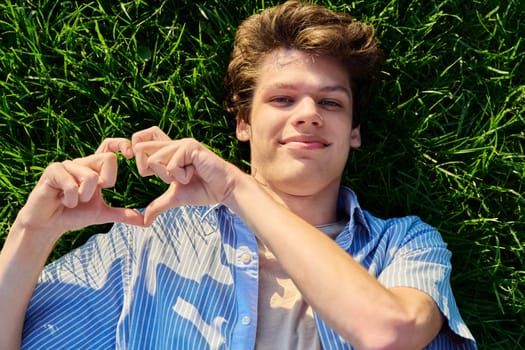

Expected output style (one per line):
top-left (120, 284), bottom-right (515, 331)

top-left (280, 135), bottom-right (331, 150)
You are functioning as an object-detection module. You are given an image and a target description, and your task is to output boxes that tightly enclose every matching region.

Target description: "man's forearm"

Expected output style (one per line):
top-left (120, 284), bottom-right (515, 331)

top-left (0, 223), bottom-right (55, 350)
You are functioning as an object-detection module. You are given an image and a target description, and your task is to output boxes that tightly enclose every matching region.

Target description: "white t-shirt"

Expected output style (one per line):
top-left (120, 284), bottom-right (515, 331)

top-left (255, 220), bottom-right (347, 349)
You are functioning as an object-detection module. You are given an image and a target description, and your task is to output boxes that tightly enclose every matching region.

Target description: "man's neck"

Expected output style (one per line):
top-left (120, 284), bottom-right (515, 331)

top-left (260, 182), bottom-right (340, 226)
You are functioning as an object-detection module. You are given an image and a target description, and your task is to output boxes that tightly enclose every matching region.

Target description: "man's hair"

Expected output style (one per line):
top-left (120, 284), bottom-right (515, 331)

top-left (224, 0), bottom-right (385, 128)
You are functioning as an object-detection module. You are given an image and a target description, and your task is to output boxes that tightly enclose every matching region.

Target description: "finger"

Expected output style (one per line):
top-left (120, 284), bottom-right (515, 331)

top-left (96, 138), bottom-right (133, 159)
top-left (61, 160), bottom-right (100, 204)
top-left (72, 153), bottom-right (119, 189)
top-left (167, 163), bottom-right (195, 185)
top-left (41, 162), bottom-right (82, 208)
top-left (148, 163), bottom-right (195, 185)
top-left (147, 161), bottom-right (173, 184)
top-left (133, 141), bottom-right (172, 177)
top-left (142, 142), bottom-right (195, 184)
top-left (131, 126), bottom-right (171, 146)
top-left (98, 206), bottom-right (146, 227)
top-left (144, 183), bottom-right (178, 226)
top-left (165, 146), bottom-right (196, 185)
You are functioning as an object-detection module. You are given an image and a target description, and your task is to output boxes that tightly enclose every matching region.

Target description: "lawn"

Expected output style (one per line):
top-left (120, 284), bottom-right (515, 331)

top-left (0, 0), bottom-right (523, 348)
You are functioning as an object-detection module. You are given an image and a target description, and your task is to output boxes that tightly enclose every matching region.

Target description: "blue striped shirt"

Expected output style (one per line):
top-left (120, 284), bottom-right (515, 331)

top-left (22, 187), bottom-right (476, 349)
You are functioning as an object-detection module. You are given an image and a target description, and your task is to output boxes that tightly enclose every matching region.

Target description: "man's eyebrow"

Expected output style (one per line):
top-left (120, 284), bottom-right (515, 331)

top-left (319, 85), bottom-right (352, 97)
top-left (265, 83), bottom-right (351, 97)
top-left (263, 82), bottom-right (298, 90)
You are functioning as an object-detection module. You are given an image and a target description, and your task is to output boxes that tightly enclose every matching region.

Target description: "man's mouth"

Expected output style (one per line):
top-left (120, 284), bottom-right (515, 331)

top-left (280, 135), bottom-right (330, 149)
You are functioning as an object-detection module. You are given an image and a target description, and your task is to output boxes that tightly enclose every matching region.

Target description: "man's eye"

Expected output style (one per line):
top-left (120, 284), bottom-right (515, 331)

top-left (270, 97), bottom-right (292, 104)
top-left (320, 99), bottom-right (341, 107)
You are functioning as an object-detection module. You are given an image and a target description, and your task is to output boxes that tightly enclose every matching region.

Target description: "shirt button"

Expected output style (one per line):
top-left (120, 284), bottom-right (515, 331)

top-left (241, 316), bottom-right (251, 325)
top-left (240, 253), bottom-right (251, 264)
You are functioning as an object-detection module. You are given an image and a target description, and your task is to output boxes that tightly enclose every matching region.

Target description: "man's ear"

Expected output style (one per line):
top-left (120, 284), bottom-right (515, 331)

top-left (236, 118), bottom-right (251, 142)
top-left (350, 125), bottom-right (361, 148)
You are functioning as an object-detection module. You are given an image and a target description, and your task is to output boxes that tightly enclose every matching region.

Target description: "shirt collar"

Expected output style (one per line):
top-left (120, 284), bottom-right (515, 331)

top-left (215, 186), bottom-right (371, 242)
top-left (335, 186), bottom-right (371, 249)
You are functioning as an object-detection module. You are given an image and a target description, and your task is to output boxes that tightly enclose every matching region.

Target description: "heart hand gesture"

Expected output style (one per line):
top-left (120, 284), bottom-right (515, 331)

top-left (97, 126), bottom-right (245, 225)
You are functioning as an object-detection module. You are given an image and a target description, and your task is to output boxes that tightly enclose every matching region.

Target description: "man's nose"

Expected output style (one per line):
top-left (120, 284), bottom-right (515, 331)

top-left (291, 97), bottom-right (323, 127)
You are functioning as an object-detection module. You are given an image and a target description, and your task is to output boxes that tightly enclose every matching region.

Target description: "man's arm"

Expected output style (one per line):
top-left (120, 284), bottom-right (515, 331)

top-left (131, 127), bottom-right (444, 350)
top-left (0, 153), bottom-right (144, 349)
top-left (224, 176), bottom-right (444, 350)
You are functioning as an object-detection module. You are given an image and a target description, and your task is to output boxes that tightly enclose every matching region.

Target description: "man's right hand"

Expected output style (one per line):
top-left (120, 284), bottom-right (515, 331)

top-left (12, 152), bottom-right (145, 247)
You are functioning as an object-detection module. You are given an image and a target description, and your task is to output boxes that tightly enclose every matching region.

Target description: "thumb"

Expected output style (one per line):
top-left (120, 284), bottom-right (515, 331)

top-left (98, 206), bottom-right (146, 227)
top-left (143, 183), bottom-right (178, 226)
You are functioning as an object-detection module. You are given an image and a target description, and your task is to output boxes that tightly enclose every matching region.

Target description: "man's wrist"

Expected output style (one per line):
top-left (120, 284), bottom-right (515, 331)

top-left (8, 217), bottom-right (59, 258)
top-left (221, 170), bottom-right (259, 215)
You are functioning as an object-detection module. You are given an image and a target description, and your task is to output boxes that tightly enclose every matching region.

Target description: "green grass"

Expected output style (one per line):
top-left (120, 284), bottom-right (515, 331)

top-left (1, 0), bottom-right (523, 348)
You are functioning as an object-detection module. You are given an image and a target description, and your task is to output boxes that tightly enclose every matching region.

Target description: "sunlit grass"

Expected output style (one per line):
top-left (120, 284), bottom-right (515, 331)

top-left (1, 0), bottom-right (523, 348)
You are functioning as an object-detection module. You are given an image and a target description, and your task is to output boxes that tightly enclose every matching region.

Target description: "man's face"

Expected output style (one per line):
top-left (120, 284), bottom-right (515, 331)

top-left (236, 48), bottom-right (361, 197)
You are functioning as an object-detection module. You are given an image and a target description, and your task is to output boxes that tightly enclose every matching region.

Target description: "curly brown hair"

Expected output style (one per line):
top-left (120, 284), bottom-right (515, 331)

top-left (224, 0), bottom-right (385, 128)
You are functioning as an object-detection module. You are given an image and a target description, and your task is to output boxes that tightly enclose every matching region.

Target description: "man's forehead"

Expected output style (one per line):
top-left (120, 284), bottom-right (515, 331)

top-left (257, 48), bottom-right (350, 84)
top-left (262, 48), bottom-right (318, 68)
top-left (273, 48), bottom-right (316, 65)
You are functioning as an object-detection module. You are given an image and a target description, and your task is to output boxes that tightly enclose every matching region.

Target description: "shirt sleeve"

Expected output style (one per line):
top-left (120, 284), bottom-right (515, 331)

top-left (21, 223), bottom-right (134, 349)
top-left (376, 216), bottom-right (477, 349)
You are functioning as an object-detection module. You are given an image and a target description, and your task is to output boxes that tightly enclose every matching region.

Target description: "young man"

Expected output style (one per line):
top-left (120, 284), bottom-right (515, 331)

top-left (0, 1), bottom-right (476, 349)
